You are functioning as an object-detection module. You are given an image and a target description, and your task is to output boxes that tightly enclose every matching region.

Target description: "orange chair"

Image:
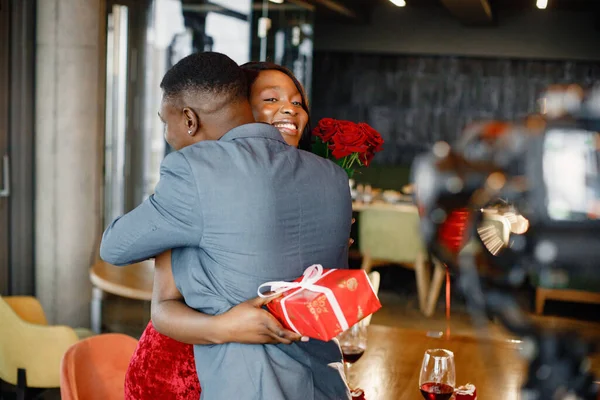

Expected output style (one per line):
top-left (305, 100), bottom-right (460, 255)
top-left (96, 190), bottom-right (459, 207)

top-left (60, 333), bottom-right (138, 400)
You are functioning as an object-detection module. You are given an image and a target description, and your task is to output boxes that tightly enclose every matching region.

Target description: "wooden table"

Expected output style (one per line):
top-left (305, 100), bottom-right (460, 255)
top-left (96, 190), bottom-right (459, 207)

top-left (350, 325), bottom-right (600, 400)
top-left (89, 260), bottom-right (154, 333)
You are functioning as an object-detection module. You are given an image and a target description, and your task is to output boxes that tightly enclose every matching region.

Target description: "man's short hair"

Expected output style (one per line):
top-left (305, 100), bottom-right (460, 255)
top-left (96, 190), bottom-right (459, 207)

top-left (160, 52), bottom-right (247, 105)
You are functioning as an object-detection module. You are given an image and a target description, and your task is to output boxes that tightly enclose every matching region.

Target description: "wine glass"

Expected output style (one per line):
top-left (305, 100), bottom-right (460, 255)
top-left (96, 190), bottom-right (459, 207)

top-left (337, 321), bottom-right (368, 389)
top-left (419, 349), bottom-right (456, 400)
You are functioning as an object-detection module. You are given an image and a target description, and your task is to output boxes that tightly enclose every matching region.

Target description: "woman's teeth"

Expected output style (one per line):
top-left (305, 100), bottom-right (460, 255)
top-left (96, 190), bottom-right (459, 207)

top-left (274, 123), bottom-right (297, 130)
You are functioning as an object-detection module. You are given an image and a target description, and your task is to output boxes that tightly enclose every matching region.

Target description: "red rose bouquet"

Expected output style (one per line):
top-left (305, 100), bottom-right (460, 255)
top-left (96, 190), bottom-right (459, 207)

top-left (312, 118), bottom-right (384, 178)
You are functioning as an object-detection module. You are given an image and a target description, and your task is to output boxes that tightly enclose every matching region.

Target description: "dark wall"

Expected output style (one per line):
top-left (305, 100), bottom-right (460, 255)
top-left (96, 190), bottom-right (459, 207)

top-left (311, 51), bottom-right (600, 165)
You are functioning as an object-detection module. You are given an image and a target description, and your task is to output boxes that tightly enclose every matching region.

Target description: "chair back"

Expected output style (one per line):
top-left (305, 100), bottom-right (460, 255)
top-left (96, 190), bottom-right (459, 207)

top-left (358, 207), bottom-right (424, 264)
top-left (3, 296), bottom-right (49, 325)
top-left (60, 333), bottom-right (138, 400)
top-left (362, 271), bottom-right (381, 327)
top-left (0, 296), bottom-right (80, 388)
top-left (0, 296), bottom-right (23, 385)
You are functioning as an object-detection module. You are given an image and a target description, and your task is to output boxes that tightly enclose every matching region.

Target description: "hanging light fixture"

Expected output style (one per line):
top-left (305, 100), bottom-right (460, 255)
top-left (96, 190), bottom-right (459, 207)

top-left (389, 0), bottom-right (406, 7)
top-left (269, 0), bottom-right (284, 4)
top-left (536, 0), bottom-right (548, 9)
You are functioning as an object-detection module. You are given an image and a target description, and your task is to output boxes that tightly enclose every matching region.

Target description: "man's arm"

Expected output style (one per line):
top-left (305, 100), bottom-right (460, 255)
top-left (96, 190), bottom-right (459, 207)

top-left (151, 250), bottom-right (304, 345)
top-left (100, 152), bottom-right (203, 266)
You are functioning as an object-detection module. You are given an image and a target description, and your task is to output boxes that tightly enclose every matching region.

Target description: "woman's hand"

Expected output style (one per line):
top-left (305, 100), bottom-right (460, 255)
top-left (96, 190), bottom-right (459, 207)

top-left (215, 295), bottom-right (307, 345)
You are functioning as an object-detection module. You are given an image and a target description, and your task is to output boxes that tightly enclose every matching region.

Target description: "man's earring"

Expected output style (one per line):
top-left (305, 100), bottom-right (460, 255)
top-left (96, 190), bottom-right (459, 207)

top-left (188, 130), bottom-right (193, 136)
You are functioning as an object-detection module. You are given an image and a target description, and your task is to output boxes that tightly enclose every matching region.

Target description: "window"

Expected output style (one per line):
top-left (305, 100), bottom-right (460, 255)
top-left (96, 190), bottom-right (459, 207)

top-left (103, 0), bottom-right (314, 223)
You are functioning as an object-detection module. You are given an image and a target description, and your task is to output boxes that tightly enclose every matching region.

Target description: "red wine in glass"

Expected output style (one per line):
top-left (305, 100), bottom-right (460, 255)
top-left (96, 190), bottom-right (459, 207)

top-left (341, 345), bottom-right (365, 364)
top-left (419, 382), bottom-right (455, 400)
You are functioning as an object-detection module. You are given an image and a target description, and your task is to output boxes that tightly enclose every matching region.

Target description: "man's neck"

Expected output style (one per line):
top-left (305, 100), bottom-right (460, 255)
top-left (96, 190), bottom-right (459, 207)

top-left (199, 104), bottom-right (257, 141)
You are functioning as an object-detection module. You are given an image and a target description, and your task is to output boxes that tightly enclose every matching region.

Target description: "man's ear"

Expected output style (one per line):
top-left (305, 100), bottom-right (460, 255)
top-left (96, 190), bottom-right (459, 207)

top-left (183, 107), bottom-right (200, 136)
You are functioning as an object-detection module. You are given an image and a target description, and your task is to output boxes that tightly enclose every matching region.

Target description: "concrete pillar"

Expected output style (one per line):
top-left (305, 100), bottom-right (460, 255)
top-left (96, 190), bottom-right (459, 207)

top-left (35, 0), bottom-right (105, 326)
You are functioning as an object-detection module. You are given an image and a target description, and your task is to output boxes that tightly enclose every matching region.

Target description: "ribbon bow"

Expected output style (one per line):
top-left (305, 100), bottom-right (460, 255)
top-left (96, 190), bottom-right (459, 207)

top-left (257, 264), bottom-right (325, 297)
top-left (256, 264), bottom-right (349, 334)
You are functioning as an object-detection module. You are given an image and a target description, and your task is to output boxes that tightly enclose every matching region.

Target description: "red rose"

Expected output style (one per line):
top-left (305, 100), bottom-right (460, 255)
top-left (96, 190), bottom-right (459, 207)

top-left (362, 151), bottom-right (374, 166)
top-left (357, 123), bottom-right (384, 166)
top-left (312, 118), bottom-right (339, 143)
top-left (311, 118), bottom-right (384, 170)
top-left (329, 122), bottom-right (369, 159)
top-left (359, 123), bottom-right (384, 150)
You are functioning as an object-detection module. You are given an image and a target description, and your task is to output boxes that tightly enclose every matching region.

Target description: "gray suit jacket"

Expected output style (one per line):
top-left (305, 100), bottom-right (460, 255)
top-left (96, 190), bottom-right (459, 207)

top-left (100, 123), bottom-right (353, 400)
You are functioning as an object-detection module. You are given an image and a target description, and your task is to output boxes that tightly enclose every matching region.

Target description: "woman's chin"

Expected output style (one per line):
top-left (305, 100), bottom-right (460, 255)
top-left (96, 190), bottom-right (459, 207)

top-left (277, 129), bottom-right (301, 147)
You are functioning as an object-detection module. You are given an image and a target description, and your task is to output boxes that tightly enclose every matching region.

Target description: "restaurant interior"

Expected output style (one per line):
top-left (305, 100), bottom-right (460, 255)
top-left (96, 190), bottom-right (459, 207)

top-left (1, 0), bottom-right (600, 399)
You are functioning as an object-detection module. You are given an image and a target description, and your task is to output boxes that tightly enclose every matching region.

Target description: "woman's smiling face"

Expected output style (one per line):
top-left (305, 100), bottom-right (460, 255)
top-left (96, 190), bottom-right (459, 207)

top-left (249, 69), bottom-right (309, 148)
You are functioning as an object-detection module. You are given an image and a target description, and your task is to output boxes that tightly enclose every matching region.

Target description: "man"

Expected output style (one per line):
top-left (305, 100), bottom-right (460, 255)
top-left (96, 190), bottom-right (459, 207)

top-left (100, 52), bottom-right (352, 399)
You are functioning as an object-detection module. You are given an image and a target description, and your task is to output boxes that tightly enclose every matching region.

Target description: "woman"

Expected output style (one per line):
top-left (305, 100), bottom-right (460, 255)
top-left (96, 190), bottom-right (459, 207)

top-left (244, 61), bottom-right (312, 151)
top-left (124, 62), bottom-right (313, 400)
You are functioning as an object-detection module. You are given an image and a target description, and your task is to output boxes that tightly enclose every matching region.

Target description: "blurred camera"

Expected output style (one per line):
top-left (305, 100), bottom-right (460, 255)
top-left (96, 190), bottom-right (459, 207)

top-left (411, 85), bottom-right (600, 400)
top-left (413, 84), bottom-right (600, 279)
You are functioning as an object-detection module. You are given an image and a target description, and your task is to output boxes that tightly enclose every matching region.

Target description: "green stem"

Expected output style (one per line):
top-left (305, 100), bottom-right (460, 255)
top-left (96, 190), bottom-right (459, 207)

top-left (346, 152), bottom-right (359, 171)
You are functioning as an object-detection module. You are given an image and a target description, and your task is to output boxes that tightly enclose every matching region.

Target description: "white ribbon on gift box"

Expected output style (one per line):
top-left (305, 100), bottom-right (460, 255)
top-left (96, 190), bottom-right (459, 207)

top-left (257, 264), bottom-right (350, 336)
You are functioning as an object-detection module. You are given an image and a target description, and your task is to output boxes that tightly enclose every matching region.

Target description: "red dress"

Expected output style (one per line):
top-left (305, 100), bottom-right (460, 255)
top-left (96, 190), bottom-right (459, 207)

top-left (125, 323), bottom-right (366, 399)
top-left (125, 321), bottom-right (201, 399)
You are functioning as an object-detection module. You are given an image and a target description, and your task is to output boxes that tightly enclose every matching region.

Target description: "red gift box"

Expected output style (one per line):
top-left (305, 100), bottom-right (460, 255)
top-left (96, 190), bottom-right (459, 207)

top-left (257, 265), bottom-right (382, 341)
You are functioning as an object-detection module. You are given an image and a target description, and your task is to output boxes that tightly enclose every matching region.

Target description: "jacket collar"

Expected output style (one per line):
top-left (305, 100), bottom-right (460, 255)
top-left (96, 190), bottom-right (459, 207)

top-left (219, 123), bottom-right (287, 144)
